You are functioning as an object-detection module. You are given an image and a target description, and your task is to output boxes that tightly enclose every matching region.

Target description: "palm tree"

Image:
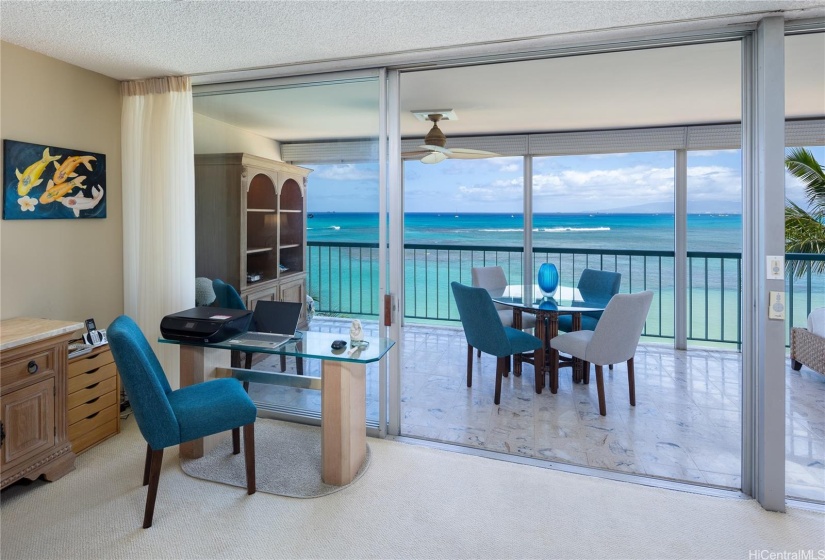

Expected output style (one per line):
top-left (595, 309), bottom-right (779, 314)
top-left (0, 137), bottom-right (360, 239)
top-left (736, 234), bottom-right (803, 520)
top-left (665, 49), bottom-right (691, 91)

top-left (785, 147), bottom-right (825, 278)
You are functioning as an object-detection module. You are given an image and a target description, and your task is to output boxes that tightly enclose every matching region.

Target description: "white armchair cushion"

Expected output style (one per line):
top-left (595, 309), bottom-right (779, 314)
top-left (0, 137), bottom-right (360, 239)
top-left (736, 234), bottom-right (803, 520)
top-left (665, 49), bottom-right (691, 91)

top-left (808, 308), bottom-right (825, 337)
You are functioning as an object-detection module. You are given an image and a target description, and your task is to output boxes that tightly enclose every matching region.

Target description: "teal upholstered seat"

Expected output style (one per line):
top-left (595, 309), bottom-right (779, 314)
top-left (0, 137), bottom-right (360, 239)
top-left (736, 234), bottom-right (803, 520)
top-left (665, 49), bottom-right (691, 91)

top-left (451, 281), bottom-right (543, 405)
top-left (107, 315), bottom-right (257, 528)
top-left (212, 278), bottom-right (245, 309)
top-left (558, 268), bottom-right (622, 332)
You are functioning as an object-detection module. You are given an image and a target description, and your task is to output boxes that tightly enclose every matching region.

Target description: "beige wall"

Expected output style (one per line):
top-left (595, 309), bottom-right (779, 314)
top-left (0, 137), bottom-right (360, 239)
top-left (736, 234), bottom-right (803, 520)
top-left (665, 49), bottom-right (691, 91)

top-left (1, 42), bottom-right (123, 328)
top-left (194, 112), bottom-right (281, 160)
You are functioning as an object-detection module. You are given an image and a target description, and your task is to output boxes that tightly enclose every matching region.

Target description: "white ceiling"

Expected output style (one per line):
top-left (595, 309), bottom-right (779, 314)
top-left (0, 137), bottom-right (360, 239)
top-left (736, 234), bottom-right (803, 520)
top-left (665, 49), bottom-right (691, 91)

top-left (193, 34), bottom-right (824, 142)
top-left (2, 1), bottom-right (824, 141)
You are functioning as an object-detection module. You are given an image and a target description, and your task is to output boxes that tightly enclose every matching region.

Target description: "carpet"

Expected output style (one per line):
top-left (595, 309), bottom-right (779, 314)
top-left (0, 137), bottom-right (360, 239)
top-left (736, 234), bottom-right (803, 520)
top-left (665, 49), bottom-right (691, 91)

top-left (180, 418), bottom-right (370, 498)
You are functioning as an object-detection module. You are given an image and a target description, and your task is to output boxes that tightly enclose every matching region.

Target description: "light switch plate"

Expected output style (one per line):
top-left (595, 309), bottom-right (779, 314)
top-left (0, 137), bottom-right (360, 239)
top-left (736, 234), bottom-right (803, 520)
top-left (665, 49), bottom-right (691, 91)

top-left (767, 256), bottom-right (784, 280)
top-left (769, 291), bottom-right (785, 320)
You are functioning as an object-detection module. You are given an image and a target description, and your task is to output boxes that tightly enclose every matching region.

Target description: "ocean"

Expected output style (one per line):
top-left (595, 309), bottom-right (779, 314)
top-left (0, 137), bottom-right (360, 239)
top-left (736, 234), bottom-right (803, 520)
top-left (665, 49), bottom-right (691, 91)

top-left (305, 212), bottom-right (820, 343)
top-left (307, 212), bottom-right (742, 252)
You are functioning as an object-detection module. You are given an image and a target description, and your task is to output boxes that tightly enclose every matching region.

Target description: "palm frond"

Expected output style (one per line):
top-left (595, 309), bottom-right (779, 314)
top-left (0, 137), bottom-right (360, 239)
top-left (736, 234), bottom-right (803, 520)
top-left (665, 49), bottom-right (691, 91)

top-left (786, 147), bottom-right (825, 216)
top-left (785, 200), bottom-right (825, 278)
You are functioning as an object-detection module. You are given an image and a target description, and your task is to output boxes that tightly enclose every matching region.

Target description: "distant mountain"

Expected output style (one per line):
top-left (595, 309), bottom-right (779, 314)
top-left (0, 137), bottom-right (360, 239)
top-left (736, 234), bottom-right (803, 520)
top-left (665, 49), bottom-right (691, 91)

top-left (603, 200), bottom-right (742, 214)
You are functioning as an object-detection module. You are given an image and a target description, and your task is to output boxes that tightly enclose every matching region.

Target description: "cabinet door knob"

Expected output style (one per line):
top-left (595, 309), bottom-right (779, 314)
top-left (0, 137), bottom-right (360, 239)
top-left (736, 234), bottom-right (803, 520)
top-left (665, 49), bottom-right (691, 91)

top-left (27, 360), bottom-right (38, 374)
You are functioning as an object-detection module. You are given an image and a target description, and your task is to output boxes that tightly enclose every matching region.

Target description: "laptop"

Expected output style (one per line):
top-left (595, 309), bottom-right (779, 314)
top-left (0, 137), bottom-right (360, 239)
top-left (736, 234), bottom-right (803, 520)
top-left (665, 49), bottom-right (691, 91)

top-left (227, 300), bottom-right (302, 349)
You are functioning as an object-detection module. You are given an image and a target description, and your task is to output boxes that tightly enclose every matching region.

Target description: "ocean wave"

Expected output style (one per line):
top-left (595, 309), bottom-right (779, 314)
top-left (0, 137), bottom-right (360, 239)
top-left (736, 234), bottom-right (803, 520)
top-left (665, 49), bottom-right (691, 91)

top-left (537, 227), bottom-right (610, 233)
top-left (478, 227), bottom-right (611, 233)
top-left (329, 226), bottom-right (341, 230)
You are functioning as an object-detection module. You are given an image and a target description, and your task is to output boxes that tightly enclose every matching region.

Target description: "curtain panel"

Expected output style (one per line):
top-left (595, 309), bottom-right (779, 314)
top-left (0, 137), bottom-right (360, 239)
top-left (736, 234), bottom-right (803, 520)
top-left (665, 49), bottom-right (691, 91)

top-left (121, 76), bottom-right (195, 387)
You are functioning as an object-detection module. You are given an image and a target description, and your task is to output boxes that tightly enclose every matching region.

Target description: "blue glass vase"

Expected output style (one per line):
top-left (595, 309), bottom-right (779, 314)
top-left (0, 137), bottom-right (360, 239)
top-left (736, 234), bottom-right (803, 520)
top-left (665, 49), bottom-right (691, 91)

top-left (537, 262), bottom-right (559, 297)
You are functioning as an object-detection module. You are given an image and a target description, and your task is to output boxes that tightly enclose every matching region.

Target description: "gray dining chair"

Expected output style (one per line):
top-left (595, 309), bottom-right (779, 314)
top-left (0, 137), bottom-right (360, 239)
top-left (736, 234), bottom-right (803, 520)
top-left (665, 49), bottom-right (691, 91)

top-left (471, 266), bottom-right (537, 357)
top-left (549, 290), bottom-right (653, 416)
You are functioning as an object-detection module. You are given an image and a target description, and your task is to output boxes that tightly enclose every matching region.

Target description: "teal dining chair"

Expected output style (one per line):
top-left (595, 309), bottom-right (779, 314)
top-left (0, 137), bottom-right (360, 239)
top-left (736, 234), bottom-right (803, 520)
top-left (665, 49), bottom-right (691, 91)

top-left (451, 282), bottom-right (543, 405)
top-left (557, 268), bottom-right (622, 333)
top-left (107, 315), bottom-right (257, 528)
top-left (212, 278), bottom-right (302, 375)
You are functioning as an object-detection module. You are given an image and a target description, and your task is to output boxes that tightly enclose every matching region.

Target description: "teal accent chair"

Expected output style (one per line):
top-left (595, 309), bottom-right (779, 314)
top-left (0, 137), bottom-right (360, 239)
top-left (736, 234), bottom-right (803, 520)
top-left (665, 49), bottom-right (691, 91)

top-left (212, 278), bottom-right (302, 376)
top-left (107, 315), bottom-right (257, 528)
top-left (558, 269), bottom-right (622, 333)
top-left (451, 282), bottom-right (543, 404)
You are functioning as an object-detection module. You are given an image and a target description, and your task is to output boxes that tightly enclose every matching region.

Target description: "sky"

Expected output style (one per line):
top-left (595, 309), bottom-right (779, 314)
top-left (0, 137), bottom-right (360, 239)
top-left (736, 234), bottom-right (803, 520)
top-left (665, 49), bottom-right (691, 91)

top-left (305, 147), bottom-right (823, 214)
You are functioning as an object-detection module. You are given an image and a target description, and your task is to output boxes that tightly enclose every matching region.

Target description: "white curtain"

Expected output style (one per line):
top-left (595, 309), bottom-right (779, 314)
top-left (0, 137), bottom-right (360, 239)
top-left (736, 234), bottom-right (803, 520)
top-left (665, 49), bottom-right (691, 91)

top-left (121, 76), bottom-right (195, 388)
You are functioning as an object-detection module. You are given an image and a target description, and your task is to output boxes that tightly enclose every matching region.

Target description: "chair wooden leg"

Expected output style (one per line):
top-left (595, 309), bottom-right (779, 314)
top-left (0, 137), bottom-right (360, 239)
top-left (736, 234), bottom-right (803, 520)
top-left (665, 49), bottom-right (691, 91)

top-left (232, 427), bottom-right (240, 455)
top-left (609, 364), bottom-right (614, 371)
top-left (279, 354), bottom-right (287, 372)
top-left (297, 358), bottom-right (303, 375)
top-left (494, 358), bottom-right (505, 405)
top-left (242, 381), bottom-right (250, 393)
top-left (627, 357), bottom-right (636, 407)
top-left (503, 355), bottom-right (510, 378)
top-left (582, 361), bottom-right (590, 385)
top-left (477, 347), bottom-right (481, 358)
top-left (142, 444), bottom-right (152, 486)
top-left (466, 344), bottom-right (473, 387)
top-left (595, 365), bottom-right (606, 416)
top-left (143, 448), bottom-right (164, 529)
top-left (244, 423), bottom-right (256, 495)
top-left (244, 352), bottom-right (253, 369)
top-left (550, 349), bottom-right (559, 395)
top-left (791, 359), bottom-right (802, 371)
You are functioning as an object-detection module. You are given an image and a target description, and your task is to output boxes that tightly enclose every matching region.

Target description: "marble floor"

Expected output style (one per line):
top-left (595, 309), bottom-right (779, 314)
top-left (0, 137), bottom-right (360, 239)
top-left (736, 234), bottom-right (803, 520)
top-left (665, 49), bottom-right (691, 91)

top-left (249, 317), bottom-right (825, 502)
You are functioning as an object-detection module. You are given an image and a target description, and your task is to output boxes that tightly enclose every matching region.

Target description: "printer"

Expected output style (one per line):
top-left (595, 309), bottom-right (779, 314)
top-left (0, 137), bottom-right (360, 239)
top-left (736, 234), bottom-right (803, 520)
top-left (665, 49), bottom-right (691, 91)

top-left (160, 307), bottom-right (253, 343)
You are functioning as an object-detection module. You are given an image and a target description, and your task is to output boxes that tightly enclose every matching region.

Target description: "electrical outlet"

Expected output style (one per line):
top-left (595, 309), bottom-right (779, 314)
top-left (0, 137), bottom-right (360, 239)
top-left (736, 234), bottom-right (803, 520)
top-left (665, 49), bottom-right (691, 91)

top-left (768, 291), bottom-right (785, 320)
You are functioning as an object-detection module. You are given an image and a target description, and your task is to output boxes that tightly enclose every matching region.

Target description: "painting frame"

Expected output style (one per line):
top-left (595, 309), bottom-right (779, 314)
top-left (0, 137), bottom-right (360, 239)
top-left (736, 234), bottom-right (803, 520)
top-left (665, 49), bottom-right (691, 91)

top-left (3, 139), bottom-right (107, 220)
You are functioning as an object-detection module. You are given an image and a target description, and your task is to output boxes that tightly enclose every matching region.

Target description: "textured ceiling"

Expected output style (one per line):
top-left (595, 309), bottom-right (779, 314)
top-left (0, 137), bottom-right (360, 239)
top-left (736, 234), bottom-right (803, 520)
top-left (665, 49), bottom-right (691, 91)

top-left (0, 1), bottom-right (823, 81)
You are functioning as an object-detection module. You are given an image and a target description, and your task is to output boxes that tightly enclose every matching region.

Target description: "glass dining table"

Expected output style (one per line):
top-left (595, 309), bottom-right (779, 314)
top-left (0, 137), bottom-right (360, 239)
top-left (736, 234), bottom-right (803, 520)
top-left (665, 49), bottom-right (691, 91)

top-left (485, 284), bottom-right (605, 394)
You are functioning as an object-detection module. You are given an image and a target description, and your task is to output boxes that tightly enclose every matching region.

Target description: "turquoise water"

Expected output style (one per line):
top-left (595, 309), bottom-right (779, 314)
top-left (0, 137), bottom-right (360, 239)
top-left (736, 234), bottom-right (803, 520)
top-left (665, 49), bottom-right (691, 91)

top-left (305, 212), bottom-right (821, 342)
top-left (307, 212), bottom-right (742, 252)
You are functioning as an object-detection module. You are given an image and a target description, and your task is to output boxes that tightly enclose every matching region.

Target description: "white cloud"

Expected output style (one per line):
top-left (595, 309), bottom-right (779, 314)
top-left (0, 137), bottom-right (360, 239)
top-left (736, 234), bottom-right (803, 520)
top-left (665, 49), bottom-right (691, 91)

top-left (315, 164), bottom-right (378, 181)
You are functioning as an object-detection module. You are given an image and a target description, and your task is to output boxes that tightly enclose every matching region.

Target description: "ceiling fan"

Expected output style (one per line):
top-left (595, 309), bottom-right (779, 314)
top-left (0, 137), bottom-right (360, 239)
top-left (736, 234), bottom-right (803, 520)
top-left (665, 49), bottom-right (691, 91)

top-left (402, 112), bottom-right (500, 164)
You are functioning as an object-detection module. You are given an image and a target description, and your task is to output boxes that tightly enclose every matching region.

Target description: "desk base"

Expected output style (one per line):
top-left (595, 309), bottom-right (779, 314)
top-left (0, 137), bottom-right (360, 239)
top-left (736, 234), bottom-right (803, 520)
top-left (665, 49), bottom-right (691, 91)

top-left (321, 360), bottom-right (367, 486)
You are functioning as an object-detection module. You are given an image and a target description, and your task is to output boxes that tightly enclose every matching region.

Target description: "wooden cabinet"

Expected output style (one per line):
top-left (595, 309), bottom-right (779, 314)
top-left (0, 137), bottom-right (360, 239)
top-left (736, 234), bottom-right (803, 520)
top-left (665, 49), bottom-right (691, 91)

top-left (1, 318), bottom-right (81, 489)
top-left (67, 345), bottom-right (120, 454)
top-left (195, 153), bottom-right (311, 328)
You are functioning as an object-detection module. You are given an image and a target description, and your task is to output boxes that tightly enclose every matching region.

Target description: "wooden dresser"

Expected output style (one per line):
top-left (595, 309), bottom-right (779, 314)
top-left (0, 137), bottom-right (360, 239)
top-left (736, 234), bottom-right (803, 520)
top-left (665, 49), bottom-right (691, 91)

top-left (1, 317), bottom-right (82, 489)
top-left (67, 344), bottom-right (120, 454)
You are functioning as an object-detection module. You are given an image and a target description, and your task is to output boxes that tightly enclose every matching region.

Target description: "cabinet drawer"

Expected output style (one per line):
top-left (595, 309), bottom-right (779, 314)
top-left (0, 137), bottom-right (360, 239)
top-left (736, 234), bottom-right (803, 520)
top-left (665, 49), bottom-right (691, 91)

top-left (68, 405), bottom-right (118, 442)
top-left (67, 375), bottom-right (117, 410)
top-left (68, 349), bottom-right (113, 378)
top-left (68, 390), bottom-right (117, 425)
top-left (71, 418), bottom-right (118, 455)
top-left (68, 362), bottom-right (116, 395)
top-left (1, 347), bottom-right (56, 387)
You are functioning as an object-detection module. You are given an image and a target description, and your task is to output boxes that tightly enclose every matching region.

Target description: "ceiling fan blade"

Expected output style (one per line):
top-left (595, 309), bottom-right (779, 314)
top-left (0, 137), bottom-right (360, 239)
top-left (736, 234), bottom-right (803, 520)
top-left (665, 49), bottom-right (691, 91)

top-left (402, 150), bottom-right (432, 158)
top-left (448, 148), bottom-right (500, 156)
top-left (419, 144), bottom-right (452, 154)
top-left (447, 149), bottom-right (501, 160)
top-left (421, 152), bottom-right (448, 164)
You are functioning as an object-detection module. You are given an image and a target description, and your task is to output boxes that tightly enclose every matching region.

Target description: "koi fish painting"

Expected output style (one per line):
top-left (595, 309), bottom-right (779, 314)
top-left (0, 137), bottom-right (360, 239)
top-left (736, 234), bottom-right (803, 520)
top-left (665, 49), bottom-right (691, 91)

top-left (3, 139), bottom-right (106, 220)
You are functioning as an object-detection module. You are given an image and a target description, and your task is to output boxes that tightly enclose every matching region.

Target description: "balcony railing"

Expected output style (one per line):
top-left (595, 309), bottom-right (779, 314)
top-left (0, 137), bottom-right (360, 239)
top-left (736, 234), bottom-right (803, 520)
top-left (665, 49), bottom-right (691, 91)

top-left (307, 241), bottom-right (824, 347)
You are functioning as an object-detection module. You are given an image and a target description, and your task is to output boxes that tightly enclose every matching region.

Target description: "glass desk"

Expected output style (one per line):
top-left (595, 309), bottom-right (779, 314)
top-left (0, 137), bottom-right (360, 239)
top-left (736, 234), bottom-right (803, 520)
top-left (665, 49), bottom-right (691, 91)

top-left (486, 284), bottom-right (605, 394)
top-left (161, 331), bottom-right (395, 485)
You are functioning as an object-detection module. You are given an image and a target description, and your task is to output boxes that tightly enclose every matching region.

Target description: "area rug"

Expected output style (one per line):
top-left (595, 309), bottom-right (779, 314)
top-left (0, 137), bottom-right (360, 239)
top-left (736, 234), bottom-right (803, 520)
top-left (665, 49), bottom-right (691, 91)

top-left (180, 418), bottom-right (370, 498)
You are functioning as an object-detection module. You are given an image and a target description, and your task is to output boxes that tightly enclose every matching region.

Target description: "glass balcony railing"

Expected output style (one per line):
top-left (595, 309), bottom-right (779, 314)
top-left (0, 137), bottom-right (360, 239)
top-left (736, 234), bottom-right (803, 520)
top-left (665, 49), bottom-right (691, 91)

top-left (307, 241), bottom-right (824, 348)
